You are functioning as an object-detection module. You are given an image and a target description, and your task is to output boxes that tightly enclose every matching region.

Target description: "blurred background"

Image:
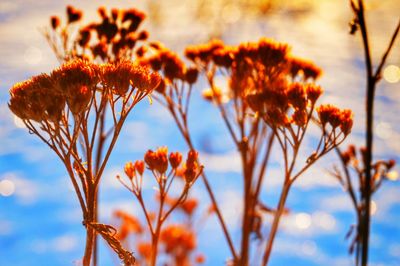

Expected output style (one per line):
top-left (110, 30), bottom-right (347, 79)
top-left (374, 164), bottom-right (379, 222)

top-left (0, 0), bottom-right (399, 265)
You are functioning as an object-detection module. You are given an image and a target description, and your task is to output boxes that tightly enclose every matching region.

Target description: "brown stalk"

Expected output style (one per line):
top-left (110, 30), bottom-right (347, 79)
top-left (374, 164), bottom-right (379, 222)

top-left (351, 1), bottom-right (399, 264)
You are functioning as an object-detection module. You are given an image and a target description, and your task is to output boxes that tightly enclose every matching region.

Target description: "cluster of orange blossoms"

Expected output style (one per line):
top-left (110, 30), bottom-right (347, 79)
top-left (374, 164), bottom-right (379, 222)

top-left (49, 6), bottom-right (148, 61)
top-left (123, 147), bottom-right (201, 193)
top-left (9, 60), bottom-right (160, 123)
top-left (183, 38), bottom-right (353, 136)
top-left (117, 147), bottom-right (203, 265)
top-left (317, 105), bottom-right (353, 135)
top-left (160, 224), bottom-right (197, 257)
top-left (115, 211), bottom-right (203, 266)
top-left (140, 45), bottom-right (200, 94)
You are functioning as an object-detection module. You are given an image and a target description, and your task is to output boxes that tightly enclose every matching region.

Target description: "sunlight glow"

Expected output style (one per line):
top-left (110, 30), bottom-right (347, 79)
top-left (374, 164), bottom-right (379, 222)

top-left (375, 122), bottom-right (392, 139)
top-left (370, 200), bottom-right (377, 216)
top-left (295, 213), bottom-right (312, 230)
top-left (0, 179), bottom-right (15, 197)
top-left (301, 240), bottom-right (317, 256)
top-left (222, 4), bottom-right (242, 23)
top-left (13, 115), bottom-right (25, 128)
top-left (24, 46), bottom-right (42, 65)
top-left (312, 211), bottom-right (336, 231)
top-left (383, 65), bottom-right (400, 83)
top-left (386, 171), bottom-right (398, 181)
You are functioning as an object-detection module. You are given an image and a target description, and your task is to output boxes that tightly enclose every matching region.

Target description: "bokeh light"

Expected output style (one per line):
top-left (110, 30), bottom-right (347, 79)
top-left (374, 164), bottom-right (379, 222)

top-left (0, 179), bottom-right (15, 197)
top-left (24, 46), bottom-right (42, 65)
top-left (370, 200), bottom-right (377, 216)
top-left (386, 170), bottom-right (398, 181)
top-left (295, 212), bottom-right (312, 230)
top-left (383, 65), bottom-right (400, 83)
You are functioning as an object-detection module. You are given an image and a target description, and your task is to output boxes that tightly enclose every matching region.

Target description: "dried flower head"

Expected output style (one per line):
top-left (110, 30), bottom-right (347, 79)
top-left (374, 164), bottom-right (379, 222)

top-left (66, 5), bottom-right (83, 24)
top-left (124, 162), bottom-right (136, 180)
top-left (306, 84), bottom-right (323, 104)
top-left (50, 16), bottom-right (61, 30)
top-left (160, 224), bottom-right (197, 253)
top-left (136, 242), bottom-right (152, 260)
top-left (316, 105), bottom-right (354, 140)
top-left (134, 160), bottom-right (145, 176)
top-left (169, 152), bottom-right (183, 169)
top-left (144, 147), bottom-right (169, 174)
top-left (9, 74), bottom-right (65, 122)
top-left (114, 210), bottom-right (143, 240)
top-left (180, 198), bottom-right (198, 216)
top-left (289, 57), bottom-right (322, 80)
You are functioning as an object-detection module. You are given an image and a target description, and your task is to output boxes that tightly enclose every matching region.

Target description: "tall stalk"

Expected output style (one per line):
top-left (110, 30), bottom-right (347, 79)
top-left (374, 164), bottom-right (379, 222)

top-left (349, 1), bottom-right (399, 264)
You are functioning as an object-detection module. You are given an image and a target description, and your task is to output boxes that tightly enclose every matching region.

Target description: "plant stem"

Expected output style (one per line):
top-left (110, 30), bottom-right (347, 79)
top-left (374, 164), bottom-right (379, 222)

top-left (150, 232), bottom-right (160, 266)
top-left (239, 151), bottom-right (252, 266)
top-left (83, 225), bottom-right (96, 266)
top-left (356, 1), bottom-right (374, 264)
top-left (262, 182), bottom-right (290, 266)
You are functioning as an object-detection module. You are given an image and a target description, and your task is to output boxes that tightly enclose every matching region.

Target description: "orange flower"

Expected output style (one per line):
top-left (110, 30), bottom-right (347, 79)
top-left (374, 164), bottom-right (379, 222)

top-left (317, 105), bottom-right (353, 134)
top-left (306, 84), bottom-right (323, 104)
top-left (52, 59), bottom-right (98, 97)
top-left (169, 152), bottom-right (183, 169)
top-left (160, 224), bottom-right (197, 253)
top-left (144, 147), bottom-right (169, 174)
top-left (9, 74), bottom-right (65, 122)
top-left (50, 16), bottom-right (60, 30)
top-left (122, 8), bottom-right (146, 32)
top-left (124, 162), bottom-right (135, 180)
top-left (186, 150), bottom-right (198, 169)
top-left (102, 61), bottom-right (133, 95)
top-left (136, 242), bottom-right (152, 260)
top-left (102, 61), bottom-right (160, 95)
top-left (66, 5), bottom-right (82, 24)
top-left (287, 83), bottom-right (307, 109)
top-left (78, 28), bottom-right (91, 47)
top-left (185, 67), bottom-right (199, 84)
top-left (180, 198), bottom-right (198, 216)
top-left (292, 109), bottom-right (308, 127)
top-left (114, 210), bottom-right (143, 237)
top-left (317, 104), bottom-right (339, 127)
top-left (92, 42), bottom-right (108, 60)
top-left (135, 160), bottom-right (145, 176)
top-left (289, 57), bottom-right (322, 80)
top-left (212, 47), bottom-right (235, 68)
top-left (195, 254), bottom-right (206, 264)
top-left (340, 109), bottom-right (353, 135)
top-left (67, 85), bottom-right (92, 115)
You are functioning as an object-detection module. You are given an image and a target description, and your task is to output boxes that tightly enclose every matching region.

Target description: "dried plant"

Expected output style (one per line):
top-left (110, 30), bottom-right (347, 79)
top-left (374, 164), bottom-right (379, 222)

top-left (330, 1), bottom-right (400, 265)
top-left (139, 38), bottom-right (354, 265)
top-left (43, 5), bottom-right (149, 62)
top-left (116, 147), bottom-right (203, 266)
top-left (8, 3), bottom-right (365, 265)
top-left (331, 145), bottom-right (396, 265)
top-left (8, 59), bottom-right (161, 265)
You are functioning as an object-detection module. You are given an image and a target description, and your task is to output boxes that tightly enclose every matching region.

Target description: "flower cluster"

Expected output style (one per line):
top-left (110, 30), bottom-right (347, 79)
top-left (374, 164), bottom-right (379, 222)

top-left (47, 6), bottom-right (149, 61)
top-left (121, 147), bottom-right (202, 196)
top-left (180, 38), bottom-right (354, 264)
top-left (160, 224), bottom-right (197, 260)
top-left (140, 45), bottom-right (199, 93)
top-left (338, 145), bottom-right (396, 194)
top-left (117, 147), bottom-right (203, 265)
top-left (317, 104), bottom-right (353, 135)
top-left (9, 59), bottom-right (160, 123)
top-left (330, 145), bottom-right (397, 257)
top-left (114, 210), bottom-right (204, 266)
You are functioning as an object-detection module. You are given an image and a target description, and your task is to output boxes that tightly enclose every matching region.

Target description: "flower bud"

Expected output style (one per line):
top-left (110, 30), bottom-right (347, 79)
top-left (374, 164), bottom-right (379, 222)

top-left (124, 162), bottom-right (135, 180)
top-left (169, 152), bottom-right (182, 169)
